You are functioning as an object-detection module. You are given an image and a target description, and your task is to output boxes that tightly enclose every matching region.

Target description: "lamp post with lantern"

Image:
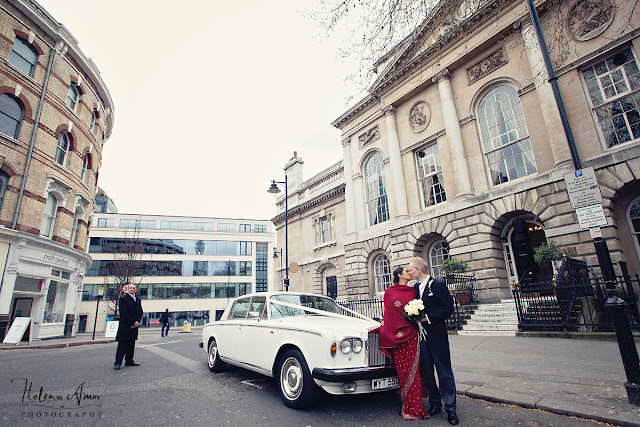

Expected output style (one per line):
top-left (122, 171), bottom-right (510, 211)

top-left (268, 176), bottom-right (289, 291)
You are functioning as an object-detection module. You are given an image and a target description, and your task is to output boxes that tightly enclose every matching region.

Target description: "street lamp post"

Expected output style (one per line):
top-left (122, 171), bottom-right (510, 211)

top-left (268, 176), bottom-right (289, 291)
top-left (273, 248), bottom-right (284, 291)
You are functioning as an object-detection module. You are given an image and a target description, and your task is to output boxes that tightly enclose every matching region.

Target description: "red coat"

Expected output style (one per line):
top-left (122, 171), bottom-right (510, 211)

top-left (377, 284), bottom-right (418, 359)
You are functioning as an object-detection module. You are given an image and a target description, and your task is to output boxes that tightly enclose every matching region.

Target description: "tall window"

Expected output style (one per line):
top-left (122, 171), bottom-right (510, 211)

top-left (40, 194), bottom-right (58, 238)
top-left (0, 93), bottom-right (24, 139)
top-left (320, 217), bottom-right (330, 243)
top-left (582, 48), bottom-right (640, 148)
top-left (430, 241), bottom-right (450, 278)
top-left (364, 152), bottom-right (389, 226)
top-left (255, 245), bottom-right (268, 292)
top-left (55, 132), bottom-right (70, 166)
top-left (417, 144), bottom-right (446, 207)
top-left (239, 224), bottom-right (251, 232)
top-left (478, 84), bottom-right (537, 185)
top-left (0, 171), bottom-right (8, 213)
top-left (9, 37), bottom-right (37, 77)
top-left (66, 84), bottom-right (80, 111)
top-left (373, 254), bottom-right (392, 293)
top-left (43, 269), bottom-right (70, 323)
top-left (80, 153), bottom-right (90, 181)
top-left (90, 110), bottom-right (98, 134)
top-left (627, 196), bottom-right (640, 262)
top-left (70, 208), bottom-right (81, 247)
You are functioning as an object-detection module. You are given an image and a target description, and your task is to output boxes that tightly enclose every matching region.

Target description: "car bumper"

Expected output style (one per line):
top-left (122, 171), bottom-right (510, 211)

top-left (311, 366), bottom-right (398, 395)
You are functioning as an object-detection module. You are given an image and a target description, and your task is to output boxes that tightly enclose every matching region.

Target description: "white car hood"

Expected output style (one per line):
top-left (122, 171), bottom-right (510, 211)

top-left (271, 314), bottom-right (379, 338)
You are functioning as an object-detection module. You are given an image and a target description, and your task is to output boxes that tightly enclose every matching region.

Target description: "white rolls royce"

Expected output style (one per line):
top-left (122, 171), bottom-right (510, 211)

top-left (200, 292), bottom-right (398, 408)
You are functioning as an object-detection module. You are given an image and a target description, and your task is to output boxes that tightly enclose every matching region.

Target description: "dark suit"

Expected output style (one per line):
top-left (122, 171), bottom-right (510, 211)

top-left (114, 293), bottom-right (143, 365)
top-left (415, 276), bottom-right (456, 412)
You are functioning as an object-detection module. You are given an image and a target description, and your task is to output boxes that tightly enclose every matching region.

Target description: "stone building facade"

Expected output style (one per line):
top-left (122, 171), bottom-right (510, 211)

top-left (273, 0), bottom-right (640, 302)
top-left (0, 0), bottom-right (114, 340)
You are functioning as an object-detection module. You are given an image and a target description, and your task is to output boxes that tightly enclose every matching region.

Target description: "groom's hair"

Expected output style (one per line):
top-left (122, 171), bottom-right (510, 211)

top-left (410, 257), bottom-right (429, 273)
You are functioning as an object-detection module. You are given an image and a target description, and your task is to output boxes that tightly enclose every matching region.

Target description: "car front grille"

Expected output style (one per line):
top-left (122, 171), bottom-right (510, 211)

top-left (367, 330), bottom-right (390, 367)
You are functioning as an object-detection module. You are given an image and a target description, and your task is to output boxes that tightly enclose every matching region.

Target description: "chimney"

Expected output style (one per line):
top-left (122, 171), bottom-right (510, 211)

top-left (284, 151), bottom-right (304, 192)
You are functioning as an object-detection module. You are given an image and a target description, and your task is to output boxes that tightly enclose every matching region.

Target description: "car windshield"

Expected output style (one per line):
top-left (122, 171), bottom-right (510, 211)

top-left (270, 295), bottom-right (340, 318)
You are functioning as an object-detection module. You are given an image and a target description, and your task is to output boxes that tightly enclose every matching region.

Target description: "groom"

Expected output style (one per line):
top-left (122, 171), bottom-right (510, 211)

top-left (409, 257), bottom-right (458, 425)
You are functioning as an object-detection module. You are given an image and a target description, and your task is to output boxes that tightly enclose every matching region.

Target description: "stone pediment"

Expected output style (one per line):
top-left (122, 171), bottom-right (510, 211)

top-left (369, 0), bottom-right (500, 92)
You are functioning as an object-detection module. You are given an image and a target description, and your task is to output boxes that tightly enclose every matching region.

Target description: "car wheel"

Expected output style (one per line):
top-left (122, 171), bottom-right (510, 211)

top-left (207, 338), bottom-right (225, 372)
top-left (277, 348), bottom-right (317, 408)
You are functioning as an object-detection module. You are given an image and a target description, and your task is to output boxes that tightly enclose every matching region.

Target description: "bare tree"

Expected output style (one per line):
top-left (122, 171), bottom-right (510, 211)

top-left (103, 223), bottom-right (145, 319)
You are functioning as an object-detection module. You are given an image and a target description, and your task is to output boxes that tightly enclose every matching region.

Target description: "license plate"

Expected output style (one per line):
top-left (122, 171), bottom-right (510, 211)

top-left (372, 376), bottom-right (399, 390)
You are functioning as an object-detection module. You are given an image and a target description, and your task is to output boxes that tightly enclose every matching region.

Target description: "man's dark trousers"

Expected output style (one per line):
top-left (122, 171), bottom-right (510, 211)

top-left (115, 340), bottom-right (135, 365)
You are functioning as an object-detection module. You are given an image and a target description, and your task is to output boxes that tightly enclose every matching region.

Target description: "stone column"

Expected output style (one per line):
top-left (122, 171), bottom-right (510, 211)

top-left (520, 19), bottom-right (572, 168)
top-left (433, 69), bottom-right (473, 198)
top-left (383, 106), bottom-right (409, 219)
top-left (342, 137), bottom-right (357, 235)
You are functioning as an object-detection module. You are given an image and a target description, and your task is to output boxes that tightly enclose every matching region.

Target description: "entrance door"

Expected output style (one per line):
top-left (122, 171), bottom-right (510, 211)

top-left (78, 315), bottom-right (87, 333)
top-left (326, 276), bottom-right (337, 300)
top-left (506, 218), bottom-right (552, 286)
top-left (10, 298), bottom-right (32, 341)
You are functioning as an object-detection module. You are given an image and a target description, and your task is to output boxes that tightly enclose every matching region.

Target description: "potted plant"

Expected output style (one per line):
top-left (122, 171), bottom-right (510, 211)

top-left (533, 240), bottom-right (565, 298)
top-left (443, 258), bottom-right (472, 305)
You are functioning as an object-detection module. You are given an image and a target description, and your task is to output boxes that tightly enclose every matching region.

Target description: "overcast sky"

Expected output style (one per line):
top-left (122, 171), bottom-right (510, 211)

top-left (37, 0), bottom-right (363, 221)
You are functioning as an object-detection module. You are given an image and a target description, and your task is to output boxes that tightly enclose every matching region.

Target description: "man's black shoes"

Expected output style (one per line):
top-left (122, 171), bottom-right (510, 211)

top-left (113, 363), bottom-right (121, 370)
top-left (426, 405), bottom-right (441, 416)
top-left (447, 411), bottom-right (459, 425)
top-left (125, 362), bottom-right (140, 367)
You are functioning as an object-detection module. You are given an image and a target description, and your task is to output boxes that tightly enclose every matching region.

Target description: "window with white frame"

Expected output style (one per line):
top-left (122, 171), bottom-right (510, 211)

top-left (90, 110), bottom-right (98, 134)
top-left (320, 217), bottom-right (330, 243)
top-left (70, 208), bottom-right (81, 247)
top-left (430, 241), bottom-right (450, 278)
top-left (40, 194), bottom-right (58, 238)
top-left (42, 269), bottom-right (70, 323)
top-left (477, 84), bottom-right (537, 185)
top-left (239, 224), bottom-right (251, 232)
top-left (627, 196), bottom-right (640, 262)
top-left (9, 37), bottom-right (38, 77)
top-left (0, 93), bottom-right (24, 139)
top-left (254, 224), bottom-right (266, 233)
top-left (97, 218), bottom-right (115, 228)
top-left (66, 84), bottom-right (80, 112)
top-left (416, 144), bottom-right (446, 207)
top-left (80, 153), bottom-right (90, 182)
top-left (55, 132), bottom-right (70, 166)
top-left (373, 253), bottom-right (392, 293)
top-left (364, 152), bottom-right (389, 226)
top-left (582, 47), bottom-right (640, 148)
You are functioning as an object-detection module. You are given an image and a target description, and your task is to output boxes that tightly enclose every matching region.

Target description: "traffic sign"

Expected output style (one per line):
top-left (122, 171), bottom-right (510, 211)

top-left (563, 167), bottom-right (603, 209)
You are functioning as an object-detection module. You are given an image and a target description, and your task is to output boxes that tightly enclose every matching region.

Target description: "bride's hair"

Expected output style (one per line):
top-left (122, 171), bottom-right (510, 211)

top-left (392, 266), bottom-right (405, 284)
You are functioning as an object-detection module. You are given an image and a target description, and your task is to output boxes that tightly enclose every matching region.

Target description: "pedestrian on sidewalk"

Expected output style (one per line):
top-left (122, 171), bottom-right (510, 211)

top-left (410, 257), bottom-right (459, 425)
top-left (114, 283), bottom-right (143, 370)
top-left (378, 266), bottom-right (429, 420)
top-left (160, 308), bottom-right (170, 337)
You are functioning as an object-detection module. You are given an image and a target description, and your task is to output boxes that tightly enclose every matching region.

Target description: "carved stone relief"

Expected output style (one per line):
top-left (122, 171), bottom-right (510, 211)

top-left (358, 125), bottom-right (380, 148)
top-left (567, 0), bottom-right (614, 41)
top-left (409, 101), bottom-right (431, 133)
top-left (467, 48), bottom-right (508, 84)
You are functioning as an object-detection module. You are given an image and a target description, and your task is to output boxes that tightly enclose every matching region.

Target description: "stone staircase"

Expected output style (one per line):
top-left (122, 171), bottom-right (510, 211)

top-left (457, 299), bottom-right (519, 336)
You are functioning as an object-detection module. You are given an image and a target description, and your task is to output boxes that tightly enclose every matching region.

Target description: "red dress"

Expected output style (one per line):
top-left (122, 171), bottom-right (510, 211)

top-left (378, 283), bottom-right (429, 420)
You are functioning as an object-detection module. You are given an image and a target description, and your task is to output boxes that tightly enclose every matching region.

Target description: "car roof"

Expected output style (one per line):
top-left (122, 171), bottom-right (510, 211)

top-left (235, 291), bottom-right (332, 299)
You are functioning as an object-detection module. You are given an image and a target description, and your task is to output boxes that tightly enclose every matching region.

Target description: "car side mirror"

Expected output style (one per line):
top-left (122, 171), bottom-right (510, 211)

top-left (248, 311), bottom-right (260, 321)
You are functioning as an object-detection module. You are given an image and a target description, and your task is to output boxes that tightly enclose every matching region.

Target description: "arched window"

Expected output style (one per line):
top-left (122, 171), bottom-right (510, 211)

top-left (0, 93), bottom-right (24, 139)
top-left (9, 37), bottom-right (38, 77)
top-left (80, 153), bottom-right (90, 181)
top-left (477, 84), bottom-right (537, 185)
top-left (70, 207), bottom-right (82, 247)
top-left (430, 241), bottom-right (450, 278)
top-left (373, 254), bottom-right (392, 293)
top-left (417, 144), bottom-right (446, 207)
top-left (55, 132), bottom-right (70, 166)
top-left (66, 84), bottom-right (80, 111)
top-left (0, 171), bottom-right (8, 213)
top-left (40, 194), bottom-right (58, 238)
top-left (627, 196), bottom-right (640, 262)
top-left (364, 152), bottom-right (389, 226)
top-left (90, 110), bottom-right (98, 134)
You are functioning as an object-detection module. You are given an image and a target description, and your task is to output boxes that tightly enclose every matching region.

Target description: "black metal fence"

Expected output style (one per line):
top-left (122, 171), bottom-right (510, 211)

top-left (512, 261), bottom-right (640, 332)
top-left (336, 274), bottom-right (478, 331)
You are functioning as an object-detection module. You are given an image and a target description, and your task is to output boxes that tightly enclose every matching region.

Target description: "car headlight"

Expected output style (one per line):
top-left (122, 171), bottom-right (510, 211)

top-left (339, 339), bottom-right (351, 354)
top-left (339, 338), bottom-right (363, 354)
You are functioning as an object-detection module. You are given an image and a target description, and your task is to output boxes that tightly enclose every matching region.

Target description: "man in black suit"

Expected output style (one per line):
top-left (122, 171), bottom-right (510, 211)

top-left (114, 283), bottom-right (143, 370)
top-left (410, 257), bottom-right (458, 425)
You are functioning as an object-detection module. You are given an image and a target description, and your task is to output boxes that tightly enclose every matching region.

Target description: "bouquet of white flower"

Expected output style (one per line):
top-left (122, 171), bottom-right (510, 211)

top-left (403, 299), bottom-right (430, 341)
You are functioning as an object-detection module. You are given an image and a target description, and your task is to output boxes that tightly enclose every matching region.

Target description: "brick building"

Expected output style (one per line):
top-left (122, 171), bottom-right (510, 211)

top-left (272, 0), bottom-right (640, 302)
top-left (0, 0), bottom-right (114, 340)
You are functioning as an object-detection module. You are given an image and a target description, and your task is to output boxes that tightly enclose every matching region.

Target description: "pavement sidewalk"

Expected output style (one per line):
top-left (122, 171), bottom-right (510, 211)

top-left (2, 328), bottom-right (639, 426)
